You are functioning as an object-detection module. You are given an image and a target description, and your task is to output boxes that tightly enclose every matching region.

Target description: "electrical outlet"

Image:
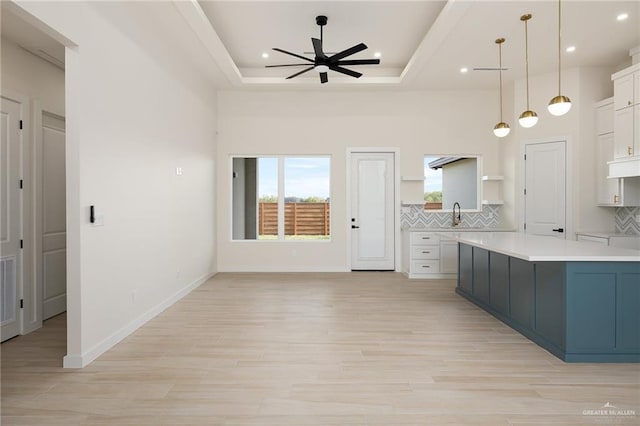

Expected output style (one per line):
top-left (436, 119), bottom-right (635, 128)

top-left (176, 167), bottom-right (183, 176)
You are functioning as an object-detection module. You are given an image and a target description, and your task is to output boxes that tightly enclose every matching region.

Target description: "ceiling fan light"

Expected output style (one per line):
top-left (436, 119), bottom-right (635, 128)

top-left (315, 64), bottom-right (329, 73)
top-left (519, 110), bottom-right (539, 128)
top-left (493, 122), bottom-right (511, 138)
top-left (548, 95), bottom-right (572, 116)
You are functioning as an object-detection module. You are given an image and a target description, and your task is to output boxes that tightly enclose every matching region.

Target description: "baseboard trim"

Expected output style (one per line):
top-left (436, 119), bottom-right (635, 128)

top-left (218, 266), bottom-right (349, 273)
top-left (63, 271), bottom-right (216, 369)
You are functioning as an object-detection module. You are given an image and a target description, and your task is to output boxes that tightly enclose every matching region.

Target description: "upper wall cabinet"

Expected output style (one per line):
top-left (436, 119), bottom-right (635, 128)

top-left (612, 64), bottom-right (640, 159)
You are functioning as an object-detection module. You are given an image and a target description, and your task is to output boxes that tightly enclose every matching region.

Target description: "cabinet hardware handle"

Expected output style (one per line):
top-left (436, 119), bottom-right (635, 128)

top-left (421, 237), bottom-right (430, 239)
top-left (422, 251), bottom-right (430, 254)
top-left (422, 265), bottom-right (430, 268)
top-left (628, 146), bottom-right (633, 156)
top-left (552, 228), bottom-right (564, 233)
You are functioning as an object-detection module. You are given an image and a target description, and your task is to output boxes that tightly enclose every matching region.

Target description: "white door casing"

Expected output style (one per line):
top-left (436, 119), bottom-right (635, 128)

top-left (350, 152), bottom-right (395, 270)
top-left (1, 96), bottom-right (23, 342)
top-left (524, 141), bottom-right (567, 239)
top-left (39, 112), bottom-right (66, 320)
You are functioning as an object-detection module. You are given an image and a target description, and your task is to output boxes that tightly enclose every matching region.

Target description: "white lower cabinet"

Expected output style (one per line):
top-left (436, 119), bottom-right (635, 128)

top-left (403, 231), bottom-right (458, 279)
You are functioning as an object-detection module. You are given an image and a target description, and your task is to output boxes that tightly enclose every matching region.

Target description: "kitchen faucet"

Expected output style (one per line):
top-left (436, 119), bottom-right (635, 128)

top-left (452, 202), bottom-right (461, 227)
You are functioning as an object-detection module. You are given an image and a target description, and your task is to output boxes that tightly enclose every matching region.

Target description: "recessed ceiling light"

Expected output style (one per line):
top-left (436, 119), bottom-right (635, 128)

top-left (374, 52), bottom-right (381, 58)
top-left (460, 67), bottom-right (469, 74)
top-left (565, 46), bottom-right (576, 53)
top-left (617, 13), bottom-right (629, 21)
top-left (261, 52), bottom-right (269, 59)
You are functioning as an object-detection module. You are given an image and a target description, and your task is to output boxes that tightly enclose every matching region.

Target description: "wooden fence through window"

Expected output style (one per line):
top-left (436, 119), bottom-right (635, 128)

top-left (259, 202), bottom-right (330, 236)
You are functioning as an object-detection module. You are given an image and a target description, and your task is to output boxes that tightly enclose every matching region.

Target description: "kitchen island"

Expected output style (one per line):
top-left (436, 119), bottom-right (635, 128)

top-left (449, 232), bottom-right (640, 362)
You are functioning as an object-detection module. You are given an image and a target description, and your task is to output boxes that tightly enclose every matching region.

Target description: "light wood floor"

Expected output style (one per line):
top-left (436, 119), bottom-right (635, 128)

top-left (2, 272), bottom-right (639, 425)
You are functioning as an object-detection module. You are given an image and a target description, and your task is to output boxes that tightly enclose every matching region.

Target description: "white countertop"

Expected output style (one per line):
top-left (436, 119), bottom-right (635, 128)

top-left (446, 232), bottom-right (640, 262)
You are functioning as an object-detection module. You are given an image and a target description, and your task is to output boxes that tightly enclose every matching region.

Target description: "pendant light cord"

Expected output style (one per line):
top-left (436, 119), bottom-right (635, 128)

top-left (557, 0), bottom-right (562, 95)
top-left (524, 17), bottom-right (530, 110)
top-left (499, 41), bottom-right (504, 121)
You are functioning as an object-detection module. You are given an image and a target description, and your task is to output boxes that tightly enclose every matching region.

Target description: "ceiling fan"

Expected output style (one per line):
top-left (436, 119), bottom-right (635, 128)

top-left (267, 15), bottom-right (380, 84)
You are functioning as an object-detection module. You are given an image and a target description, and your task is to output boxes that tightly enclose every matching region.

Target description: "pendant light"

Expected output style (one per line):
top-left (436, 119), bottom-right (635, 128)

top-left (518, 14), bottom-right (538, 128)
top-left (493, 38), bottom-right (510, 138)
top-left (548, 0), bottom-right (572, 116)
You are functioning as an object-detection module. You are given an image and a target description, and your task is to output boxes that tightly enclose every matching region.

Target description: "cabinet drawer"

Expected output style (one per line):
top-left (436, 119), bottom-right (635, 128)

top-left (411, 246), bottom-right (440, 260)
top-left (410, 232), bottom-right (440, 245)
top-left (411, 260), bottom-right (440, 274)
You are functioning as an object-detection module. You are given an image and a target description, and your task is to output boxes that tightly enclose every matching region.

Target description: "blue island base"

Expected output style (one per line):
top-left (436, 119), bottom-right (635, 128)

top-left (456, 243), bottom-right (640, 363)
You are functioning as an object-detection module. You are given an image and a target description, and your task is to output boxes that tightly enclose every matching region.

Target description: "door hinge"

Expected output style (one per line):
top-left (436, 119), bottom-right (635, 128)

top-left (20, 299), bottom-right (24, 309)
top-left (19, 120), bottom-right (23, 130)
top-left (19, 179), bottom-right (23, 189)
top-left (524, 188), bottom-right (527, 195)
top-left (524, 154), bottom-right (527, 160)
top-left (524, 223), bottom-right (527, 230)
top-left (20, 239), bottom-right (23, 249)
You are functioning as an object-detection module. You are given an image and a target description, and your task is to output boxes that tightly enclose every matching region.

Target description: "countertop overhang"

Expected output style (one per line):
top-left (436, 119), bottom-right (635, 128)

top-left (446, 232), bottom-right (640, 262)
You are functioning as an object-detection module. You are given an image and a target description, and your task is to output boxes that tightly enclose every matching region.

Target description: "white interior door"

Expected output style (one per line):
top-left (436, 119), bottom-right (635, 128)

top-left (350, 152), bottom-right (395, 270)
top-left (1, 96), bottom-right (23, 342)
top-left (524, 141), bottom-right (566, 238)
top-left (40, 112), bottom-right (66, 320)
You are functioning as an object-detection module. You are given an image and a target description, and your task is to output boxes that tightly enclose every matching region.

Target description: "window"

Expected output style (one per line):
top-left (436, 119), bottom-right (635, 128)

top-left (423, 156), bottom-right (443, 210)
top-left (232, 156), bottom-right (330, 241)
top-left (424, 156), bottom-right (481, 210)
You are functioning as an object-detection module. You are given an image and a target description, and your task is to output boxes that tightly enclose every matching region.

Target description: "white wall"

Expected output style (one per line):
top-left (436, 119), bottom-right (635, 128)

top-left (501, 66), bottom-right (616, 234)
top-left (13, 1), bottom-right (220, 367)
top-left (217, 90), bottom-right (501, 272)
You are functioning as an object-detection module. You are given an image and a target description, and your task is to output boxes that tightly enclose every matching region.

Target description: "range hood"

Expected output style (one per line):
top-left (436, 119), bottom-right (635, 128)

top-left (608, 157), bottom-right (640, 178)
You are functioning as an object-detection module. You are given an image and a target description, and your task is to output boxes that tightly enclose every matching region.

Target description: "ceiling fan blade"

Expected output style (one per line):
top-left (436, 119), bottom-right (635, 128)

top-left (266, 64), bottom-right (315, 68)
top-left (272, 48), bottom-right (314, 63)
top-left (320, 72), bottom-right (328, 84)
top-left (328, 43), bottom-right (367, 62)
top-left (312, 38), bottom-right (326, 59)
top-left (329, 65), bottom-right (362, 79)
top-left (336, 59), bottom-right (380, 66)
top-left (286, 66), bottom-right (314, 79)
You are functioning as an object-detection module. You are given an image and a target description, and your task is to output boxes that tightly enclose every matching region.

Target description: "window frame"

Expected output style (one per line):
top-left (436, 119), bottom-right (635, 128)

top-left (230, 155), bottom-right (332, 242)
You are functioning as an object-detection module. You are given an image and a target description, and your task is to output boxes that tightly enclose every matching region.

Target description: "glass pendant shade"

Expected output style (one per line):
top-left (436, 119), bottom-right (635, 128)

top-left (519, 110), bottom-right (538, 128)
top-left (548, 95), bottom-right (572, 116)
top-left (493, 122), bottom-right (511, 138)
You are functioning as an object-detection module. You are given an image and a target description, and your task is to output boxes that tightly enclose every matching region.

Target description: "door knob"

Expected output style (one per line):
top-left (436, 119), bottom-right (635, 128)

top-left (352, 225), bottom-right (360, 229)
top-left (552, 228), bottom-right (564, 233)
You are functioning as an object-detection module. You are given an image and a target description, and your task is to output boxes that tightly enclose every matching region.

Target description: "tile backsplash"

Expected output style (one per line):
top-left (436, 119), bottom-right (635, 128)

top-left (401, 205), bottom-right (500, 229)
top-left (615, 207), bottom-right (640, 235)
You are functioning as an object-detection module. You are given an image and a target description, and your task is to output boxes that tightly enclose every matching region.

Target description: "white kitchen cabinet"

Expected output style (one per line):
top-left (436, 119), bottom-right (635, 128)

top-left (612, 65), bottom-right (640, 159)
top-left (614, 106), bottom-right (635, 158)
top-left (596, 99), bottom-right (614, 135)
top-left (595, 97), bottom-right (640, 206)
top-left (403, 231), bottom-right (457, 279)
top-left (614, 72), bottom-right (634, 111)
top-left (597, 133), bottom-right (620, 205)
